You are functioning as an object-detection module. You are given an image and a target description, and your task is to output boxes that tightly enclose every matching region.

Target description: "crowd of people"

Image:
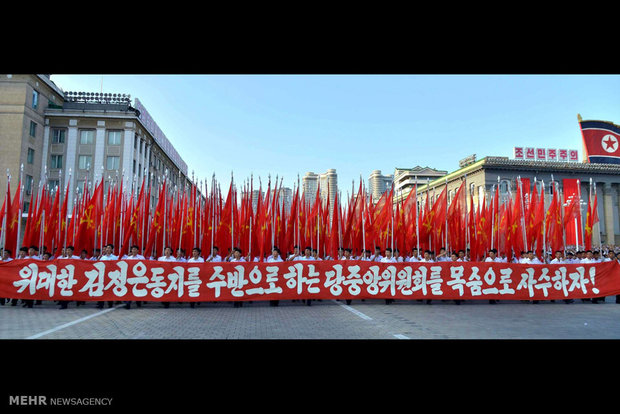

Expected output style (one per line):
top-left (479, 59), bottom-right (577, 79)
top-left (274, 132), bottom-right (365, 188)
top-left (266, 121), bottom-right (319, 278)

top-left (1, 243), bottom-right (619, 309)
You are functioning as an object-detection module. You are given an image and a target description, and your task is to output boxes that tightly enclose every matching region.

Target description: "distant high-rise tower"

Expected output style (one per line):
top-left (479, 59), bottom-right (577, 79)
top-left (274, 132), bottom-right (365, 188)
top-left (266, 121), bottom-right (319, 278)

top-left (368, 170), bottom-right (393, 203)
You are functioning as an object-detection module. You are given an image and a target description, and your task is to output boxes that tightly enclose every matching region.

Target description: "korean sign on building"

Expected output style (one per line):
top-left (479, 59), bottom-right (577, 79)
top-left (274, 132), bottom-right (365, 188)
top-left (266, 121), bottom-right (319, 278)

top-left (514, 147), bottom-right (579, 162)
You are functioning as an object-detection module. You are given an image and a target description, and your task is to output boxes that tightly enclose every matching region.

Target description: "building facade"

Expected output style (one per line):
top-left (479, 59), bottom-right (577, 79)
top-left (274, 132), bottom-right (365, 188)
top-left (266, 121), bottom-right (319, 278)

top-left (414, 156), bottom-right (620, 246)
top-left (0, 74), bottom-right (192, 237)
top-left (393, 166), bottom-right (448, 202)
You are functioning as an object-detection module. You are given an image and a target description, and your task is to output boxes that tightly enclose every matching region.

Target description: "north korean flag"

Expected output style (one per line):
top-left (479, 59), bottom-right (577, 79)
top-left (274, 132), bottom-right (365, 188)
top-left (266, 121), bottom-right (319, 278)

top-left (579, 119), bottom-right (620, 164)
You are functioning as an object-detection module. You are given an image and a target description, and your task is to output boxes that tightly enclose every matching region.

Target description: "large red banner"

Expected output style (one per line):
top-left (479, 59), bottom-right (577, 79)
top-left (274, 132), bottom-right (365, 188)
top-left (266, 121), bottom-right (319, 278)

top-left (1, 259), bottom-right (619, 302)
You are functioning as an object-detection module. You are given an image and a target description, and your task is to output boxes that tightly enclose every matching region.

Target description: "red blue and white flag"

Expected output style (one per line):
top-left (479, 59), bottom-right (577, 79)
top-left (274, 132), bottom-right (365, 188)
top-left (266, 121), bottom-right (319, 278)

top-left (579, 118), bottom-right (620, 164)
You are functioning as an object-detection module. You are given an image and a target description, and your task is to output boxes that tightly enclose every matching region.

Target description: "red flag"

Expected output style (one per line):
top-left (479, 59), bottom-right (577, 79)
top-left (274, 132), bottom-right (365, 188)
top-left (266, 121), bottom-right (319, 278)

top-left (584, 185), bottom-right (599, 251)
top-left (144, 181), bottom-right (167, 258)
top-left (5, 179), bottom-right (21, 257)
top-left (74, 179), bottom-right (103, 255)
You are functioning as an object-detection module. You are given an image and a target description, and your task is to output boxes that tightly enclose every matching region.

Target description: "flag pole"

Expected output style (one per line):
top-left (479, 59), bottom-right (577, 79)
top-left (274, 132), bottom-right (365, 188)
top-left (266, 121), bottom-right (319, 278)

top-left (16, 164), bottom-right (24, 255)
top-left (576, 178), bottom-right (582, 250)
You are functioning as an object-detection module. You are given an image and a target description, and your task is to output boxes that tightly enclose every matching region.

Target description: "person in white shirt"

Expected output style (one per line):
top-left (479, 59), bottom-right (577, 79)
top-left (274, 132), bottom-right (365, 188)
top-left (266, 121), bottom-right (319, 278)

top-left (312, 248), bottom-right (323, 261)
top-left (228, 247), bottom-right (246, 308)
top-left (370, 246), bottom-right (383, 262)
top-left (229, 247), bottom-right (246, 262)
top-left (456, 250), bottom-right (468, 262)
top-left (1, 249), bottom-right (13, 262)
top-left (90, 248), bottom-right (102, 261)
top-left (580, 250), bottom-right (596, 264)
top-left (449, 252), bottom-right (459, 262)
top-left (407, 248), bottom-right (421, 262)
top-left (157, 246), bottom-right (176, 309)
top-left (393, 249), bottom-right (404, 262)
top-left (435, 247), bottom-right (449, 262)
top-left (287, 246), bottom-right (302, 261)
top-left (95, 244), bottom-right (119, 310)
top-left (380, 248), bottom-right (397, 263)
top-left (359, 249), bottom-right (371, 261)
top-left (26, 246), bottom-right (41, 260)
top-left (340, 248), bottom-right (354, 261)
top-left (550, 251), bottom-right (563, 264)
top-left (206, 246), bottom-right (222, 262)
top-left (187, 247), bottom-right (204, 263)
top-left (297, 247), bottom-right (314, 261)
top-left (484, 249), bottom-right (502, 263)
top-left (175, 248), bottom-right (187, 262)
top-left (158, 246), bottom-right (176, 262)
top-left (420, 250), bottom-right (434, 263)
top-left (59, 245), bottom-right (81, 260)
top-left (527, 251), bottom-right (543, 264)
top-left (99, 244), bottom-right (118, 261)
top-left (122, 245), bottom-right (148, 309)
top-left (266, 248), bottom-right (283, 263)
top-left (603, 251), bottom-right (616, 262)
top-left (124, 245), bottom-right (146, 260)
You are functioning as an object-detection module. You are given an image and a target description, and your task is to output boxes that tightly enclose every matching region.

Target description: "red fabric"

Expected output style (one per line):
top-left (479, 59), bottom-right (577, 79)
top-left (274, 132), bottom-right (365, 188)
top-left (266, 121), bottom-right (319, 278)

top-left (2, 259), bottom-right (619, 302)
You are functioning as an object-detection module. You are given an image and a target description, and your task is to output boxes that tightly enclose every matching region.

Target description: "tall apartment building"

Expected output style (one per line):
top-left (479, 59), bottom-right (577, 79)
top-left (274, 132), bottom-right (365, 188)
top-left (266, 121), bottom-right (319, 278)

top-left (0, 74), bottom-right (192, 233)
top-left (302, 169), bottom-right (338, 219)
top-left (368, 170), bottom-right (393, 203)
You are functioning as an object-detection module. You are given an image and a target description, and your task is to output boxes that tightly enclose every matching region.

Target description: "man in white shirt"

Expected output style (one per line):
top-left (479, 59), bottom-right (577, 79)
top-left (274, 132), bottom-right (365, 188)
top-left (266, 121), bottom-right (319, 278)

top-left (59, 245), bottom-right (81, 260)
top-left (206, 246), bottom-right (222, 262)
top-left (435, 247), bottom-right (449, 262)
top-left (95, 244), bottom-right (119, 310)
top-left (420, 250), bottom-right (434, 263)
top-left (550, 251), bottom-right (563, 264)
top-left (393, 249), bottom-right (404, 262)
top-left (157, 246), bottom-right (176, 309)
top-left (267, 247), bottom-right (283, 263)
top-left (380, 248), bottom-right (397, 263)
top-left (297, 247), bottom-right (314, 261)
top-left (1, 249), bottom-right (13, 262)
top-left (360, 249), bottom-right (372, 261)
top-left (527, 251), bottom-right (543, 264)
top-left (124, 245), bottom-right (146, 260)
top-left (287, 246), bottom-right (302, 261)
top-left (229, 247), bottom-right (246, 262)
top-left (484, 249), bottom-right (502, 263)
top-left (341, 248), bottom-right (354, 261)
top-left (580, 250), bottom-right (596, 264)
top-left (158, 246), bottom-right (176, 262)
top-left (408, 248), bottom-right (420, 262)
top-left (26, 246), bottom-right (41, 260)
top-left (370, 246), bottom-right (383, 262)
top-left (188, 247), bottom-right (204, 263)
top-left (99, 244), bottom-right (118, 261)
top-left (457, 250), bottom-right (468, 262)
top-left (175, 248), bottom-right (187, 262)
top-left (90, 248), bottom-right (102, 261)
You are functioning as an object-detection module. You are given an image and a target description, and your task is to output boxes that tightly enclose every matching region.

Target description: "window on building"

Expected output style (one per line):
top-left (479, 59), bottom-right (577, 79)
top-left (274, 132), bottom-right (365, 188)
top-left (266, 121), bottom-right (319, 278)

top-left (106, 156), bottom-right (120, 170)
top-left (133, 160), bottom-right (136, 174)
top-left (25, 175), bottom-right (33, 196)
top-left (107, 130), bottom-right (121, 145)
top-left (50, 154), bottom-right (63, 169)
top-left (48, 179), bottom-right (60, 191)
top-left (29, 121), bottom-right (37, 137)
top-left (76, 180), bottom-right (85, 196)
top-left (32, 90), bottom-right (38, 109)
top-left (51, 129), bottom-right (66, 144)
top-left (78, 155), bottom-right (92, 170)
top-left (499, 180), bottom-right (510, 195)
top-left (80, 130), bottom-right (95, 145)
top-left (27, 148), bottom-right (35, 164)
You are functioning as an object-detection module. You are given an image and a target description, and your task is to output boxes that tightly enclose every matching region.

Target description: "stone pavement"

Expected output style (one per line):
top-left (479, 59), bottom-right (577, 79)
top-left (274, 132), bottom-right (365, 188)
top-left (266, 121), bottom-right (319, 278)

top-left (1, 297), bottom-right (620, 339)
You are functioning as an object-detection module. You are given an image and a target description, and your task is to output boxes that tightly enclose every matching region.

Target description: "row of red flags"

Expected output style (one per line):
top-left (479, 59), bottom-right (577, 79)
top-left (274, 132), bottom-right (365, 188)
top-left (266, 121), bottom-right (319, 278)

top-left (0, 174), bottom-right (600, 259)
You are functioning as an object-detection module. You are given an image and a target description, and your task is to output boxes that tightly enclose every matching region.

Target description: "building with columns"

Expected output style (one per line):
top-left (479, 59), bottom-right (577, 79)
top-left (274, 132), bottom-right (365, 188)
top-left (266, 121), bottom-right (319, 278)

top-left (412, 155), bottom-right (620, 247)
top-left (0, 74), bottom-right (192, 235)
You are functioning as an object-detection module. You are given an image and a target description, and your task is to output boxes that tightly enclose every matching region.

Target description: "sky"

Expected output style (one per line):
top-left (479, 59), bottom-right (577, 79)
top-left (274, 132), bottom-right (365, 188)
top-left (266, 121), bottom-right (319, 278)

top-left (49, 74), bottom-right (620, 198)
